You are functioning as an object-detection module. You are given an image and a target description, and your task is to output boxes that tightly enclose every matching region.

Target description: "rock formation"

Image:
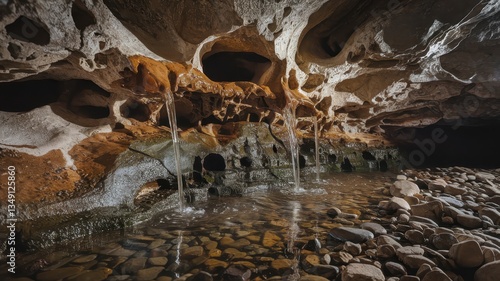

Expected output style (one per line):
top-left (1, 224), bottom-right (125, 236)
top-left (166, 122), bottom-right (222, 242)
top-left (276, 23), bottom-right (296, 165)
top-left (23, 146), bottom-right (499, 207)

top-left (0, 0), bottom-right (499, 216)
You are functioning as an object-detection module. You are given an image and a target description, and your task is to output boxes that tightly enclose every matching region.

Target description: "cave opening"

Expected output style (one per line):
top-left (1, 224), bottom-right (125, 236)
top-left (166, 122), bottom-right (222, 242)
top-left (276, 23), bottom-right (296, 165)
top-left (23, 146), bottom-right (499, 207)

top-left (395, 121), bottom-right (500, 169)
top-left (0, 79), bottom-right (61, 112)
top-left (202, 52), bottom-right (271, 83)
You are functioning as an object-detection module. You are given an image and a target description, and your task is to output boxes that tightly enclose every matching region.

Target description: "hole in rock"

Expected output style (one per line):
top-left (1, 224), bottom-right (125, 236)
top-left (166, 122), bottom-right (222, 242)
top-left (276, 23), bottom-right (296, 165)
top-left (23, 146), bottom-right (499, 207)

top-left (0, 79), bottom-right (61, 112)
top-left (71, 105), bottom-right (109, 119)
top-left (72, 0), bottom-right (97, 30)
top-left (362, 151), bottom-right (377, 161)
top-left (7, 43), bottom-right (21, 59)
top-left (6, 16), bottom-right (50, 45)
top-left (120, 99), bottom-right (150, 122)
top-left (202, 52), bottom-right (271, 83)
top-left (203, 153), bottom-right (226, 172)
top-left (395, 121), bottom-right (500, 168)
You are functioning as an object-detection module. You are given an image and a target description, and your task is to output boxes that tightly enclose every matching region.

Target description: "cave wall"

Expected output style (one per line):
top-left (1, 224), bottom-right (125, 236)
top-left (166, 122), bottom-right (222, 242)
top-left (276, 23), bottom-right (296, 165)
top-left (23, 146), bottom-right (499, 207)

top-left (0, 0), bottom-right (499, 210)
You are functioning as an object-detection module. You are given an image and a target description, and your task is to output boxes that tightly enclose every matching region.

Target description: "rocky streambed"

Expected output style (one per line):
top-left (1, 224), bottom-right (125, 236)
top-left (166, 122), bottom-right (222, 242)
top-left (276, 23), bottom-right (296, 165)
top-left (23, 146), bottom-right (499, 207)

top-left (1, 167), bottom-right (500, 281)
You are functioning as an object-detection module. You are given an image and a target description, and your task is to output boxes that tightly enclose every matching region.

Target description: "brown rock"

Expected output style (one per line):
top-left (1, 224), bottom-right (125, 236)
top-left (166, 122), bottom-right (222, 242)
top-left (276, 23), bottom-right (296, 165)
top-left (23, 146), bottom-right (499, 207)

top-left (449, 240), bottom-right (484, 268)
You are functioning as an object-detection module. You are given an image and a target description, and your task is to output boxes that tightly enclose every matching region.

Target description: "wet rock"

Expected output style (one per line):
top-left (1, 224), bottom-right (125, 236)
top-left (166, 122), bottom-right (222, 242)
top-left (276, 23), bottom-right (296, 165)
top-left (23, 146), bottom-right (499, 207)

top-left (329, 227), bottom-right (374, 243)
top-left (327, 207), bottom-right (342, 218)
top-left (181, 246), bottom-right (204, 259)
top-left (136, 266), bottom-right (164, 281)
top-left (121, 257), bottom-right (147, 275)
top-left (148, 239), bottom-right (166, 249)
top-left (431, 233), bottom-right (458, 250)
top-left (400, 275), bottom-right (420, 281)
top-left (479, 207), bottom-right (500, 225)
top-left (391, 180), bottom-right (420, 197)
top-left (303, 254), bottom-right (321, 268)
top-left (148, 256), bottom-right (168, 266)
top-left (361, 222), bottom-right (387, 236)
top-left (341, 263), bottom-right (385, 281)
top-left (377, 235), bottom-right (402, 249)
top-left (224, 248), bottom-right (247, 259)
top-left (72, 267), bottom-right (113, 281)
top-left (385, 261), bottom-right (407, 277)
top-left (222, 264), bottom-right (251, 281)
top-left (36, 266), bottom-right (84, 281)
top-left (262, 231), bottom-right (281, 247)
top-left (100, 246), bottom-right (136, 257)
top-left (449, 240), bottom-right (484, 268)
top-left (205, 259), bottom-right (229, 271)
top-left (299, 276), bottom-right (330, 281)
top-left (330, 251), bottom-right (353, 264)
top-left (475, 260), bottom-right (500, 281)
top-left (306, 265), bottom-right (339, 280)
top-left (456, 213), bottom-right (482, 229)
top-left (271, 258), bottom-right (292, 272)
top-left (186, 271), bottom-right (213, 281)
top-left (72, 254), bottom-right (98, 264)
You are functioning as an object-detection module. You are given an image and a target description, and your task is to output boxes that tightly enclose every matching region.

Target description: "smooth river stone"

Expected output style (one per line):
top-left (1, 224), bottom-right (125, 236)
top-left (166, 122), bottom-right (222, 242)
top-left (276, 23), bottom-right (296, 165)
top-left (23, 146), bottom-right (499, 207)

top-left (72, 255), bottom-right (98, 264)
top-left (263, 231), bottom-right (281, 247)
top-left (403, 255), bottom-right (437, 269)
top-left (396, 246), bottom-right (425, 260)
top-left (456, 213), bottom-right (482, 229)
top-left (475, 260), bottom-right (500, 281)
top-left (136, 267), bottom-right (164, 281)
top-left (329, 227), bottom-right (374, 243)
top-left (389, 197), bottom-right (411, 211)
top-left (36, 266), bottom-right (84, 281)
top-left (148, 257), bottom-right (168, 266)
top-left (449, 240), bottom-right (484, 268)
top-left (341, 263), bottom-right (385, 281)
top-left (71, 267), bottom-right (112, 281)
top-left (391, 180), bottom-right (420, 197)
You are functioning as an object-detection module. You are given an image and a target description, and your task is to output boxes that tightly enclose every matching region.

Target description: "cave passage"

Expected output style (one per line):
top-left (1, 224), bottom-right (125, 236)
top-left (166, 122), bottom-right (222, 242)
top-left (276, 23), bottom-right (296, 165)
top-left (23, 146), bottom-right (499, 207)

top-left (0, 79), bottom-right (61, 112)
top-left (398, 122), bottom-right (500, 169)
top-left (202, 52), bottom-right (271, 83)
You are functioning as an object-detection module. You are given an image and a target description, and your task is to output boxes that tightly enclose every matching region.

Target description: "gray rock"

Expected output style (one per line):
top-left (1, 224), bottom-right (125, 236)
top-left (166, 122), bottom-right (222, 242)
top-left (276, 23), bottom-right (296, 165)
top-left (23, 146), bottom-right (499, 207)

top-left (361, 222), bottom-right (387, 236)
top-left (341, 263), bottom-right (385, 281)
top-left (396, 246), bottom-right (425, 260)
top-left (329, 227), bottom-right (374, 243)
top-left (391, 180), bottom-right (420, 197)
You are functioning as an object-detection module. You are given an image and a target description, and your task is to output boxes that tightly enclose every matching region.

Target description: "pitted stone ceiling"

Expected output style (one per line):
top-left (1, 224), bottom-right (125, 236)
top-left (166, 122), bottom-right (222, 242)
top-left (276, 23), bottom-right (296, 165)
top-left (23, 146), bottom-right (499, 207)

top-left (0, 0), bottom-right (499, 155)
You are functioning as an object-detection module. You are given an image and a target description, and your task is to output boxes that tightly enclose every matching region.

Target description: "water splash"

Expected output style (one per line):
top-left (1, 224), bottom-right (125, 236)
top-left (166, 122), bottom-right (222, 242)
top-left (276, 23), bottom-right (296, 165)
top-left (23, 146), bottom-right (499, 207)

top-left (165, 91), bottom-right (184, 211)
top-left (286, 201), bottom-right (301, 281)
top-left (314, 116), bottom-right (320, 182)
top-left (283, 105), bottom-right (300, 191)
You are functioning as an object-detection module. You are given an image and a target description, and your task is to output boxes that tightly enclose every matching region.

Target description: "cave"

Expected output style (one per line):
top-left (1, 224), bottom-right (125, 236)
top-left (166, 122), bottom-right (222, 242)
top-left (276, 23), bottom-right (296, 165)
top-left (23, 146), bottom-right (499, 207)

top-left (396, 121), bottom-right (500, 169)
top-left (1, 1), bottom-right (500, 281)
top-left (202, 51), bottom-right (271, 83)
top-left (0, 79), bottom-right (61, 112)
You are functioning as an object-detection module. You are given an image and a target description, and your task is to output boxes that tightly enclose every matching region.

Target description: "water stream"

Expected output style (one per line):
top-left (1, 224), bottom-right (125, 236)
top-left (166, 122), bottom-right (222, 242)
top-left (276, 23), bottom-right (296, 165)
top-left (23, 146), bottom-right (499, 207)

top-left (165, 92), bottom-right (184, 211)
top-left (0, 172), bottom-right (394, 280)
top-left (314, 116), bottom-right (320, 182)
top-left (283, 105), bottom-right (301, 191)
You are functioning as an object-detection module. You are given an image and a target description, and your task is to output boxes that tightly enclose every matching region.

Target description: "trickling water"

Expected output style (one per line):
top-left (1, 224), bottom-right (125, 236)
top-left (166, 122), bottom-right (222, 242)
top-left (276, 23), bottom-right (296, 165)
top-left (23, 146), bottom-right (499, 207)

top-left (287, 201), bottom-right (301, 281)
top-left (283, 105), bottom-right (300, 190)
top-left (314, 116), bottom-right (320, 182)
top-left (165, 92), bottom-right (184, 211)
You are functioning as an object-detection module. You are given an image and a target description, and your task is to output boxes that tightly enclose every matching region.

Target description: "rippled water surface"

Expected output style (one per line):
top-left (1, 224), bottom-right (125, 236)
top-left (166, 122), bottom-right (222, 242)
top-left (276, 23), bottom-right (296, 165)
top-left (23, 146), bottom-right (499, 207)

top-left (3, 172), bottom-right (395, 280)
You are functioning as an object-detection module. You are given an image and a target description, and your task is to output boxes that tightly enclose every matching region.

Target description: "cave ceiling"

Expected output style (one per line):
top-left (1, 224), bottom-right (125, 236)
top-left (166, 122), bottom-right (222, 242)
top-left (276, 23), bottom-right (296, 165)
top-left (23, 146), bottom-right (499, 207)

top-left (0, 0), bottom-right (499, 145)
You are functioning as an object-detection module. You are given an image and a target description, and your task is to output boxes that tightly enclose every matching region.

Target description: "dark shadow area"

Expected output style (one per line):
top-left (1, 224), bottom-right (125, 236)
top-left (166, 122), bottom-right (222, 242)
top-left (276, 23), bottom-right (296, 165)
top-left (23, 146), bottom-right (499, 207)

top-left (6, 16), bottom-right (50, 45)
top-left (396, 121), bottom-right (500, 168)
top-left (72, 0), bottom-right (97, 30)
top-left (0, 79), bottom-right (61, 112)
top-left (202, 52), bottom-right (271, 83)
top-left (120, 99), bottom-right (150, 122)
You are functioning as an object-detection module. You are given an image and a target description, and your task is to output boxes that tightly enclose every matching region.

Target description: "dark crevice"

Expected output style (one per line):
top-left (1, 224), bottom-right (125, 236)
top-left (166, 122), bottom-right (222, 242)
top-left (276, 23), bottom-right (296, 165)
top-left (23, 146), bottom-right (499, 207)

top-left (0, 79), bottom-right (61, 112)
top-left (72, 105), bottom-right (109, 119)
top-left (6, 16), bottom-right (50, 45)
top-left (202, 52), bottom-right (271, 83)
top-left (120, 99), bottom-right (150, 122)
top-left (203, 153), bottom-right (226, 172)
top-left (72, 0), bottom-right (97, 30)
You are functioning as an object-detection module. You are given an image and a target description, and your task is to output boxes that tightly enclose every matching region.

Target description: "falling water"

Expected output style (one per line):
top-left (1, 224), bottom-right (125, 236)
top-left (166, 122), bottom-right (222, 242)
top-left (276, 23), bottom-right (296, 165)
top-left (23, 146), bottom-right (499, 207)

top-left (165, 92), bottom-right (184, 211)
top-left (287, 201), bottom-right (301, 281)
top-left (283, 105), bottom-right (300, 190)
top-left (314, 116), bottom-right (320, 182)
